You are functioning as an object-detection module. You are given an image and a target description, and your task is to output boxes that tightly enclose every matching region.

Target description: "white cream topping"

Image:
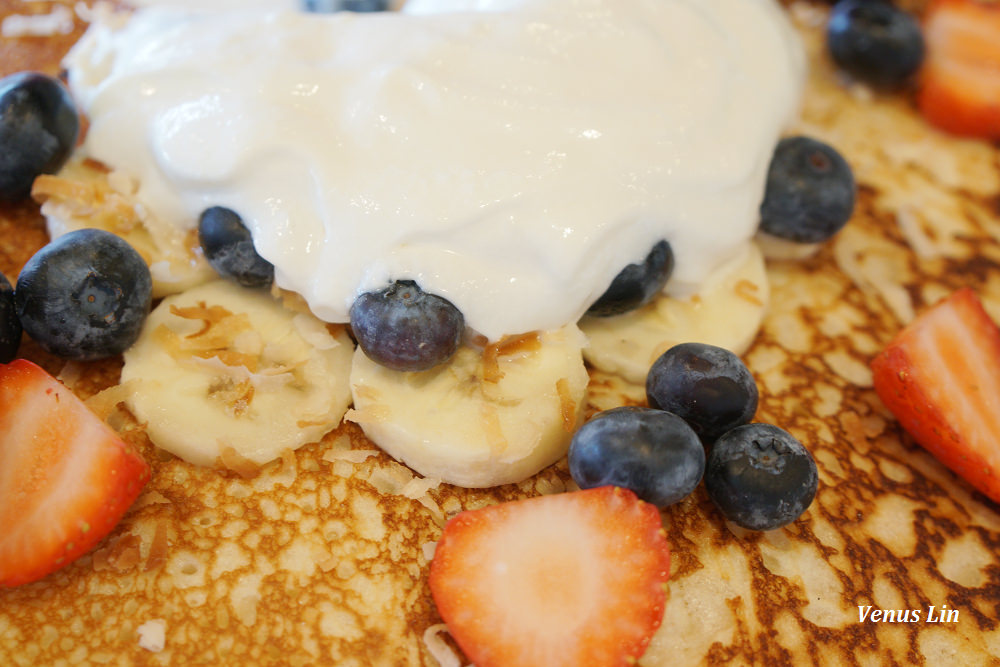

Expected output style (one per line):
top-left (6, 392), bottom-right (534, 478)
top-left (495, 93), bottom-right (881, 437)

top-left (64, 0), bottom-right (803, 341)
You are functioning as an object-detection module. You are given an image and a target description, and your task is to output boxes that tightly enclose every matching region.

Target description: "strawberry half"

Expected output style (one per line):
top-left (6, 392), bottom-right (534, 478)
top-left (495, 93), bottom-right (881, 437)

top-left (871, 288), bottom-right (1000, 503)
top-left (0, 359), bottom-right (150, 587)
top-left (917, 0), bottom-right (1000, 139)
top-left (428, 486), bottom-right (670, 667)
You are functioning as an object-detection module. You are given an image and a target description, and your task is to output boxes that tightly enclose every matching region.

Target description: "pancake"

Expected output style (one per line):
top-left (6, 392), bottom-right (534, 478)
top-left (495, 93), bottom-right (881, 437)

top-left (1, 1), bottom-right (999, 665)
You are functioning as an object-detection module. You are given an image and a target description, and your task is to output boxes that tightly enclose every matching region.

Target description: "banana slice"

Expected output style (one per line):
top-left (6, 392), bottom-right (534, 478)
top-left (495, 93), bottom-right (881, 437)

top-left (348, 325), bottom-right (589, 488)
top-left (32, 158), bottom-right (215, 298)
top-left (581, 242), bottom-right (769, 385)
top-left (121, 280), bottom-right (354, 468)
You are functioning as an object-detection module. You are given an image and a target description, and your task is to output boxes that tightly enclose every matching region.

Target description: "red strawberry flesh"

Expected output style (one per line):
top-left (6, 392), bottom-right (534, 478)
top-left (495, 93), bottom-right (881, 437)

top-left (0, 359), bottom-right (150, 587)
top-left (872, 288), bottom-right (1000, 503)
top-left (429, 486), bottom-right (670, 667)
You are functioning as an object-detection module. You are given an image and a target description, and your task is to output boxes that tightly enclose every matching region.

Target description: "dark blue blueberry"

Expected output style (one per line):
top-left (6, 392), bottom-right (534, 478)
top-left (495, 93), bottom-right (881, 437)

top-left (827, 0), bottom-right (924, 90)
top-left (587, 240), bottom-right (673, 317)
top-left (646, 342), bottom-right (758, 444)
top-left (568, 406), bottom-right (705, 508)
top-left (759, 136), bottom-right (855, 244)
top-left (15, 229), bottom-right (152, 361)
top-left (303, 0), bottom-right (389, 12)
top-left (350, 280), bottom-right (464, 372)
top-left (0, 272), bottom-right (21, 363)
top-left (0, 72), bottom-right (80, 201)
top-left (198, 206), bottom-right (274, 289)
top-left (704, 423), bottom-right (818, 531)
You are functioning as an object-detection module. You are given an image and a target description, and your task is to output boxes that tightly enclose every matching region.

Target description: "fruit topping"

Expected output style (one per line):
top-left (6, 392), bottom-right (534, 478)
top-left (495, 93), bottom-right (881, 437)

top-left (428, 486), bottom-right (670, 667)
top-left (15, 228), bottom-right (152, 361)
top-left (568, 406), bottom-right (704, 508)
top-left (586, 240), bottom-right (674, 317)
top-left (0, 359), bottom-right (150, 587)
top-left (646, 342), bottom-right (759, 444)
top-left (826, 0), bottom-right (925, 90)
top-left (704, 423), bottom-right (818, 531)
top-left (758, 136), bottom-right (856, 244)
top-left (0, 273), bottom-right (20, 363)
top-left (198, 206), bottom-right (275, 289)
top-left (350, 279), bottom-right (464, 372)
top-left (871, 288), bottom-right (1000, 503)
top-left (303, 0), bottom-right (390, 12)
top-left (917, 0), bottom-right (1000, 140)
top-left (0, 72), bottom-right (80, 202)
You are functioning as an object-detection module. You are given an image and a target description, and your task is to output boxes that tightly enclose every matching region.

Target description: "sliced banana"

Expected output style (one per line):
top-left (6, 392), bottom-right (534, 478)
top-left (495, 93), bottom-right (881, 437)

top-left (348, 325), bottom-right (589, 488)
top-left (32, 158), bottom-right (215, 297)
top-left (121, 280), bottom-right (354, 468)
top-left (581, 242), bottom-right (769, 385)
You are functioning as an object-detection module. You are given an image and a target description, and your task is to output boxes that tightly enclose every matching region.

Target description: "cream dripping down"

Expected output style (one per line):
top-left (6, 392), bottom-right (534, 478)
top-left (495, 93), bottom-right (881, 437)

top-left (64, 0), bottom-right (804, 341)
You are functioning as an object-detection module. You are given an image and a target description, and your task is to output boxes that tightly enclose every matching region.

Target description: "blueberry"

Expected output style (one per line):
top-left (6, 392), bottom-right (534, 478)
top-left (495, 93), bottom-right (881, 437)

top-left (827, 0), bottom-right (924, 90)
top-left (198, 206), bottom-right (274, 289)
top-left (568, 406), bottom-right (705, 508)
top-left (586, 240), bottom-right (673, 317)
top-left (0, 72), bottom-right (80, 202)
top-left (758, 136), bottom-right (855, 244)
top-left (646, 342), bottom-right (758, 444)
top-left (15, 229), bottom-right (152, 361)
top-left (704, 423), bottom-right (818, 531)
top-left (350, 280), bottom-right (464, 372)
top-left (303, 0), bottom-right (389, 11)
top-left (0, 272), bottom-right (21, 363)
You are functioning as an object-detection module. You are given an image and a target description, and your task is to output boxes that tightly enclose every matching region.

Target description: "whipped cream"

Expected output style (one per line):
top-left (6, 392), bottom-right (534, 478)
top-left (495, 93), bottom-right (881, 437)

top-left (64, 0), bottom-right (803, 341)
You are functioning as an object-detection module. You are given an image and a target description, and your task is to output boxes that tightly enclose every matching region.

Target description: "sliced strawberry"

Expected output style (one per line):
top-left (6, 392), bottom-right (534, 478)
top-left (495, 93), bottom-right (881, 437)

top-left (871, 288), bottom-right (1000, 503)
top-left (917, 0), bottom-right (1000, 139)
top-left (0, 359), bottom-right (150, 587)
top-left (428, 486), bottom-right (670, 667)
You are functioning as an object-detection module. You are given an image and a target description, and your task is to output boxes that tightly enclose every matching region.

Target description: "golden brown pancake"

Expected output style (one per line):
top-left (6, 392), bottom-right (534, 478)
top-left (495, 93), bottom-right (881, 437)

top-left (1, 1), bottom-right (999, 665)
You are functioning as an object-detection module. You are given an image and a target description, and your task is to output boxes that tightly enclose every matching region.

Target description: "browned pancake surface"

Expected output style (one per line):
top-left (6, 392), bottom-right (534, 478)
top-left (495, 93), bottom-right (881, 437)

top-left (1, 2), bottom-right (999, 665)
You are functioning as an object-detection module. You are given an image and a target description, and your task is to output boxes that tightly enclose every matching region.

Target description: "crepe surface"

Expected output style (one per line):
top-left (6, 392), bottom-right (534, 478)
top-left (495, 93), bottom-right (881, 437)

top-left (0, 1), bottom-right (999, 665)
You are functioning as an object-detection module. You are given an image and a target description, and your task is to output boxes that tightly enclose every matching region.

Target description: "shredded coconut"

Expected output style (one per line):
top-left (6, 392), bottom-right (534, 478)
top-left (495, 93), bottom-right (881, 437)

top-left (422, 624), bottom-right (463, 667)
top-left (293, 313), bottom-right (338, 350)
top-left (323, 447), bottom-right (379, 464)
top-left (2, 6), bottom-right (73, 37)
top-left (136, 619), bottom-right (167, 653)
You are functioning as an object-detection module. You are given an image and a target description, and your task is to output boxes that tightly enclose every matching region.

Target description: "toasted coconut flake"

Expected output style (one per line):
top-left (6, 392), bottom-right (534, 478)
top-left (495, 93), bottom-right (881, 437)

top-left (422, 624), bottom-right (463, 667)
top-left (322, 448), bottom-right (379, 464)
top-left (734, 278), bottom-right (765, 307)
top-left (33, 171), bottom-right (145, 238)
top-left (92, 534), bottom-right (142, 573)
top-left (1, 6), bottom-right (74, 38)
top-left (417, 495), bottom-right (447, 527)
top-left (81, 157), bottom-right (112, 174)
top-left (136, 619), bottom-right (167, 653)
top-left (367, 462), bottom-right (415, 495)
top-left (270, 286), bottom-right (314, 315)
top-left (158, 303), bottom-right (268, 373)
top-left (57, 361), bottom-right (85, 389)
top-left (535, 476), bottom-right (566, 496)
top-left (84, 380), bottom-right (138, 422)
top-left (207, 377), bottom-right (256, 418)
top-left (421, 541), bottom-right (437, 562)
top-left (482, 331), bottom-right (542, 383)
top-left (400, 476), bottom-right (442, 500)
top-left (172, 302), bottom-right (236, 337)
top-left (217, 446), bottom-right (261, 479)
top-left (344, 405), bottom-right (391, 424)
top-left (293, 313), bottom-right (340, 350)
top-left (555, 377), bottom-right (577, 433)
top-left (145, 522), bottom-right (170, 572)
top-left (353, 384), bottom-right (381, 402)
